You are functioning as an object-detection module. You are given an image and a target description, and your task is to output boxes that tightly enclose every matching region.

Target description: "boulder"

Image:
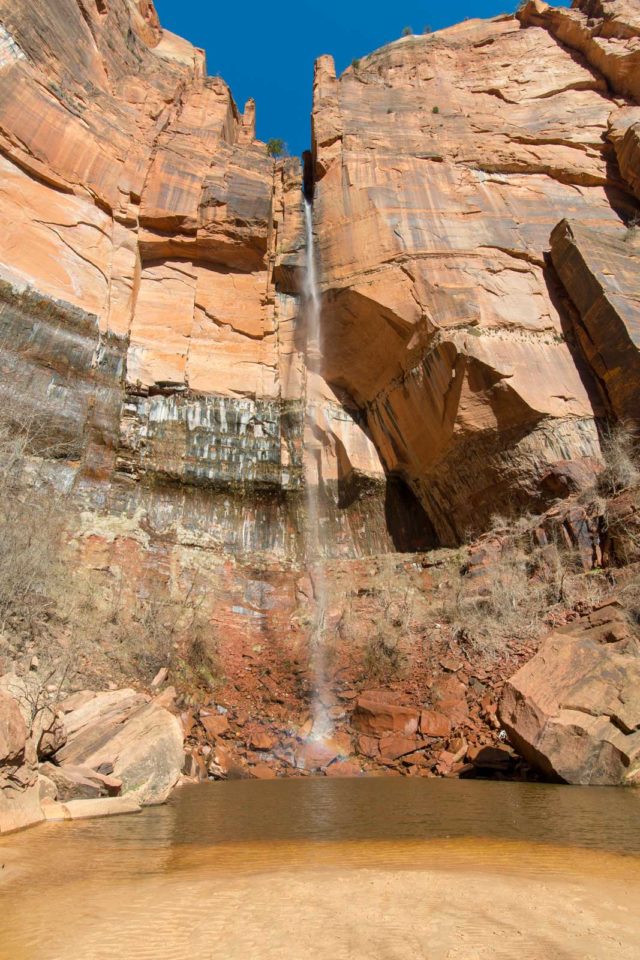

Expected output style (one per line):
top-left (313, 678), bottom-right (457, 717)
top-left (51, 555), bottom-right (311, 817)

top-left (200, 713), bottom-right (230, 739)
top-left (356, 735), bottom-right (380, 758)
top-left (247, 730), bottom-right (277, 751)
top-left (325, 760), bottom-right (363, 778)
top-left (420, 711), bottom-right (452, 739)
top-left (294, 741), bottom-right (340, 771)
top-left (352, 695), bottom-right (419, 737)
top-left (379, 736), bottom-right (422, 762)
top-left (0, 688), bottom-right (43, 834)
top-left (54, 690), bottom-right (184, 805)
top-left (39, 762), bottom-right (121, 801)
top-left (37, 774), bottom-right (58, 802)
top-left (500, 601), bottom-right (640, 784)
top-left (250, 763), bottom-right (277, 780)
top-left (0, 689), bottom-right (26, 763)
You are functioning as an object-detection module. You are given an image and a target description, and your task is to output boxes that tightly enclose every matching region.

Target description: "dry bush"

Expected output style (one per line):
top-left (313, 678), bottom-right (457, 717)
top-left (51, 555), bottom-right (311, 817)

top-left (63, 567), bottom-right (221, 690)
top-left (438, 542), bottom-right (568, 655)
top-left (361, 591), bottom-right (412, 681)
top-left (598, 423), bottom-right (639, 496)
top-left (0, 409), bottom-right (70, 641)
top-left (0, 403), bottom-right (222, 693)
top-left (363, 633), bottom-right (408, 681)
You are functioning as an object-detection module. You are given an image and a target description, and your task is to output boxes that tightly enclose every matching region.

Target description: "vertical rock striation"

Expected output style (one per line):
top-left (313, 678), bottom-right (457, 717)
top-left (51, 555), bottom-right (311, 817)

top-left (0, 0), bottom-right (638, 659)
top-left (310, 3), bottom-right (639, 542)
top-left (0, 0), bottom-right (397, 567)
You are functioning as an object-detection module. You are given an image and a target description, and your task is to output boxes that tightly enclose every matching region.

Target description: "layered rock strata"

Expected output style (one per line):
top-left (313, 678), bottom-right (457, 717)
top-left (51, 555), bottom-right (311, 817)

top-left (310, 1), bottom-right (640, 542)
top-left (1, 0), bottom-right (639, 569)
top-left (0, 0), bottom-right (399, 576)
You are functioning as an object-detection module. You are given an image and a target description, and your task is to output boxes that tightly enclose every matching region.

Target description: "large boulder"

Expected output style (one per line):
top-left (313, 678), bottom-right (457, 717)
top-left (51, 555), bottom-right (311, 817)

top-left (0, 689), bottom-right (42, 834)
top-left (55, 689), bottom-right (184, 805)
top-left (499, 601), bottom-right (640, 785)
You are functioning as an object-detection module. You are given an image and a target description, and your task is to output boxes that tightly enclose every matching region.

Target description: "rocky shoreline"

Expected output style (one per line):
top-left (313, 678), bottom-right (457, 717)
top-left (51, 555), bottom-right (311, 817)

top-left (0, 681), bottom-right (183, 834)
top-left (3, 587), bottom-right (638, 835)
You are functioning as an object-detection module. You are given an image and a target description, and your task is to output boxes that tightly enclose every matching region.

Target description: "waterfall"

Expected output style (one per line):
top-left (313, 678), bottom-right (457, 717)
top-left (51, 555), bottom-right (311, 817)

top-left (302, 196), bottom-right (332, 742)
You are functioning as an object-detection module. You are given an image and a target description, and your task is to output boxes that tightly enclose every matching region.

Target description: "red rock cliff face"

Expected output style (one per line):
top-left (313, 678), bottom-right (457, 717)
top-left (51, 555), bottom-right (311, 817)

top-left (0, 0), bottom-right (638, 620)
top-left (0, 0), bottom-right (401, 569)
top-left (310, 0), bottom-right (639, 543)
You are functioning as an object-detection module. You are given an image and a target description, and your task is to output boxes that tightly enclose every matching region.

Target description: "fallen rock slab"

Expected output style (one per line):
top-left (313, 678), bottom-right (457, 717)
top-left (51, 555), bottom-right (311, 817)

top-left (41, 797), bottom-right (142, 821)
top-left (39, 762), bottom-right (121, 801)
top-left (54, 690), bottom-right (184, 805)
top-left (500, 600), bottom-right (640, 785)
top-left (352, 696), bottom-right (419, 737)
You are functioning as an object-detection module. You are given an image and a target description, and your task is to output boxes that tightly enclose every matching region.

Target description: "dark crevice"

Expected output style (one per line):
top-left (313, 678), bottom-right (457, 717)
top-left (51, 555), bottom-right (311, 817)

top-left (302, 150), bottom-right (315, 202)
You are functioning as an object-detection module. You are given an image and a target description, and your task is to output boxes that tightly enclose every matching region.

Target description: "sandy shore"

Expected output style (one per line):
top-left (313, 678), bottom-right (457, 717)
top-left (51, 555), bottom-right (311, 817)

top-left (1, 833), bottom-right (639, 960)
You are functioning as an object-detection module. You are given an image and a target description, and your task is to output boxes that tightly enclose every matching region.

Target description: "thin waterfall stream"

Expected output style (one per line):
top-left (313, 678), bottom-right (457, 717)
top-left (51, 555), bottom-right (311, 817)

top-left (302, 196), bottom-right (332, 742)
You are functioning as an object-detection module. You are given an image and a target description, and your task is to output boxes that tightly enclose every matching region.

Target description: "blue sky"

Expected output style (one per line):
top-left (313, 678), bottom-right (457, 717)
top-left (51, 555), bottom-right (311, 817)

top-left (153, 0), bottom-right (567, 157)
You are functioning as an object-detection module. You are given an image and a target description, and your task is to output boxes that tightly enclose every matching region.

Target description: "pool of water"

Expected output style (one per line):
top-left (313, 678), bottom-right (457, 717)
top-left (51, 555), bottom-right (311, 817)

top-left (1, 779), bottom-right (639, 959)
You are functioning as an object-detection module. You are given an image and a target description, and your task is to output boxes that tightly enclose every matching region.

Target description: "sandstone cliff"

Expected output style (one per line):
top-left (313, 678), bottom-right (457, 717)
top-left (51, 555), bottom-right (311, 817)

top-left (310, 0), bottom-right (639, 543)
top-left (0, 0), bottom-right (639, 791)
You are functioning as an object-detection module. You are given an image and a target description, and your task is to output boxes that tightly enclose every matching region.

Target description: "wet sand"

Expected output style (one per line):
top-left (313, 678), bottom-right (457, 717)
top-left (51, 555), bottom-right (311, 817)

top-left (1, 780), bottom-right (639, 960)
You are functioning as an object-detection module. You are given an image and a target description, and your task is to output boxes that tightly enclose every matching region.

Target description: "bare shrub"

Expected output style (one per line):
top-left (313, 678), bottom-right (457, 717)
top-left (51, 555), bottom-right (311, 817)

top-left (3, 650), bottom-right (77, 734)
top-left (361, 591), bottom-right (412, 681)
top-left (0, 409), bottom-right (70, 639)
top-left (175, 630), bottom-right (221, 690)
top-left (598, 423), bottom-right (639, 496)
top-left (61, 566), bottom-right (221, 691)
top-left (438, 542), bottom-right (565, 655)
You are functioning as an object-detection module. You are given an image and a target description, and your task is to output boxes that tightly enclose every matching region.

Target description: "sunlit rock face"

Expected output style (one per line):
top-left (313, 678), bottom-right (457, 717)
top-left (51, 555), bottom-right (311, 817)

top-left (310, 3), bottom-right (639, 543)
top-left (0, 0), bottom-right (638, 601)
top-left (0, 0), bottom-right (402, 566)
top-left (550, 219), bottom-right (640, 424)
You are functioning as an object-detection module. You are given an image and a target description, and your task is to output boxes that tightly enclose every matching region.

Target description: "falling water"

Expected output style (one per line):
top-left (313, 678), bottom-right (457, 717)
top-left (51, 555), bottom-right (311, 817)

top-left (302, 196), bottom-right (332, 742)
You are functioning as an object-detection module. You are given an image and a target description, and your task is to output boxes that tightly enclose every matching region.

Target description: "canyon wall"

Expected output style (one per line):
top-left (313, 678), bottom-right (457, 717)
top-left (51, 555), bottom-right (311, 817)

top-left (0, 0), bottom-right (412, 582)
top-left (311, 0), bottom-right (639, 542)
top-left (0, 0), bottom-right (638, 629)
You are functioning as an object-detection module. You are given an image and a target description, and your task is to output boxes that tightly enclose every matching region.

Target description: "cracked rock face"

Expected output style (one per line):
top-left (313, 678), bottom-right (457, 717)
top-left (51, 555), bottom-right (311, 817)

top-left (499, 601), bottom-right (640, 785)
top-left (310, 4), bottom-right (639, 542)
top-left (550, 218), bottom-right (640, 423)
top-left (0, 0), bottom-right (638, 627)
top-left (0, 0), bottom-right (395, 563)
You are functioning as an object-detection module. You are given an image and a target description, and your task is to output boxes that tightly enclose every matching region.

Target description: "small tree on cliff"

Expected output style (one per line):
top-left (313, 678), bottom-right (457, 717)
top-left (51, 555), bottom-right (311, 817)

top-left (401, 26), bottom-right (413, 37)
top-left (266, 138), bottom-right (285, 158)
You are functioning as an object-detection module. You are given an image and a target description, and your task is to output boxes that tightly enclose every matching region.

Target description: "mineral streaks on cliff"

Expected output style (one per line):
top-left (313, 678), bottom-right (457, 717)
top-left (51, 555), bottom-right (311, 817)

top-left (310, 9), bottom-right (638, 543)
top-left (0, 0), bottom-right (398, 560)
